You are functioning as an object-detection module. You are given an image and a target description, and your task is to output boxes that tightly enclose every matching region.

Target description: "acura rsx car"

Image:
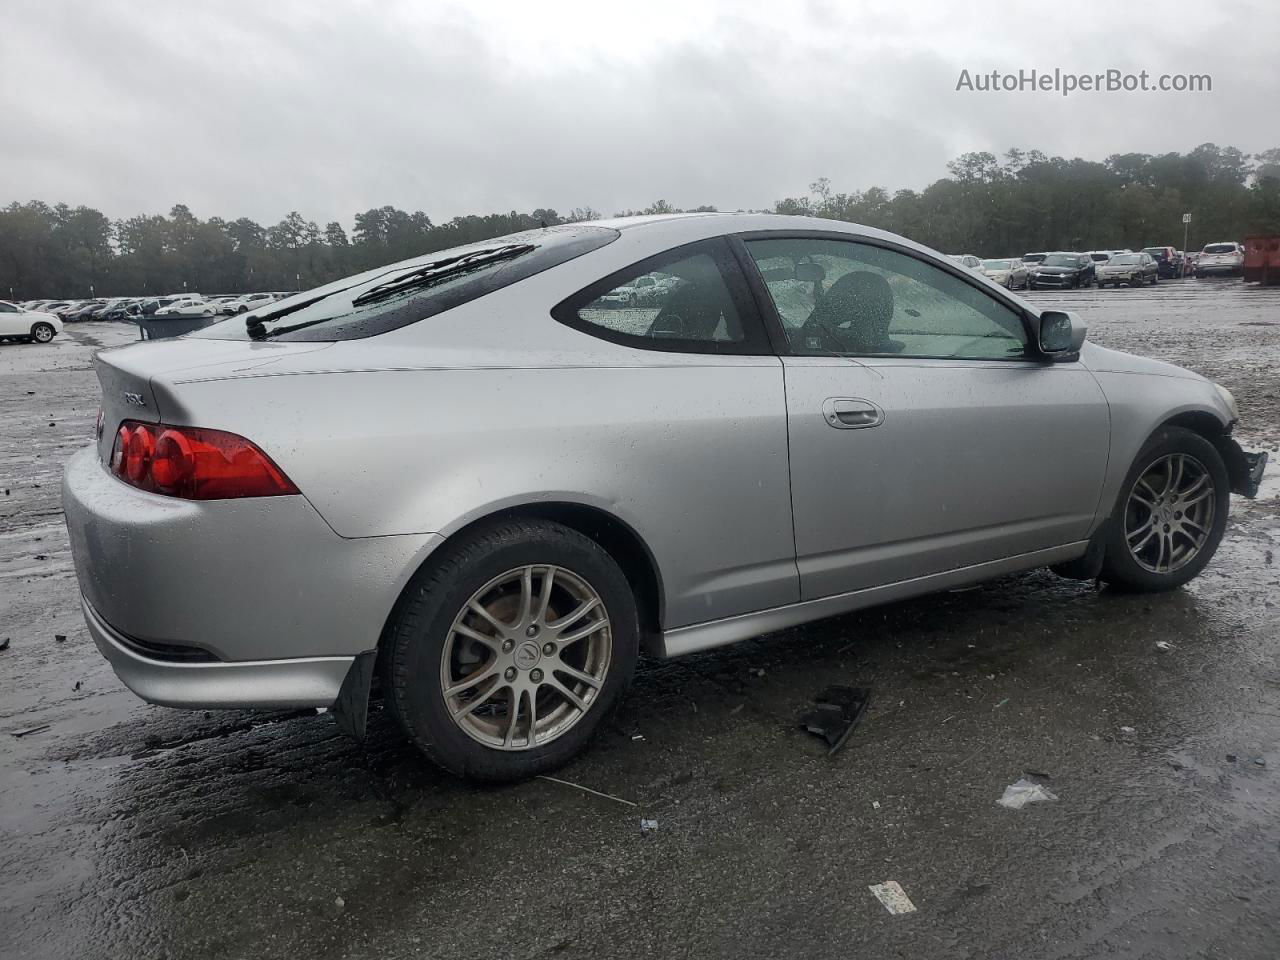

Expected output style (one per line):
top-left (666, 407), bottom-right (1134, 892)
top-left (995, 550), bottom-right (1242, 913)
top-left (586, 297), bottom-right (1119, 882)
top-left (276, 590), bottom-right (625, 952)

top-left (63, 214), bottom-right (1268, 782)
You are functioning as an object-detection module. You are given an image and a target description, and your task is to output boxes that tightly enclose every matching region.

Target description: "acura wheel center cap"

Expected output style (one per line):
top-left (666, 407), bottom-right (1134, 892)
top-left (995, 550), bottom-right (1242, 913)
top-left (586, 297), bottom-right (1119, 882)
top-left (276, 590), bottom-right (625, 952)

top-left (514, 641), bottom-right (542, 670)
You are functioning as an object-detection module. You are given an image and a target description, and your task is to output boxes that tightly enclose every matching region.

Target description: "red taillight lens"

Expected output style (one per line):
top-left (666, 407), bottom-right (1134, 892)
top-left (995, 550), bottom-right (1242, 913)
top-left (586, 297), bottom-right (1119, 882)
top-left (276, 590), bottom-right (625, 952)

top-left (108, 421), bottom-right (299, 500)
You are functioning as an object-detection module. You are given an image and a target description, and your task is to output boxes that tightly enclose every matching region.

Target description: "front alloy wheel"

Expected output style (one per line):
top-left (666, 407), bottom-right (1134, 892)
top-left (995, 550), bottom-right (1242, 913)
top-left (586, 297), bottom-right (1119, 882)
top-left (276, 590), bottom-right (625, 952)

top-left (1101, 426), bottom-right (1229, 591)
top-left (31, 323), bottom-right (55, 343)
top-left (1123, 453), bottom-right (1215, 574)
top-left (442, 565), bottom-right (611, 750)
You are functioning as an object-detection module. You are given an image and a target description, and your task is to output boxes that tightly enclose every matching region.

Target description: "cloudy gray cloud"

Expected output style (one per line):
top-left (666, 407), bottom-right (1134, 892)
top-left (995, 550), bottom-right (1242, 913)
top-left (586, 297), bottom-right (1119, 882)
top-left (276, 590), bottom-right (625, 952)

top-left (3, 0), bottom-right (1278, 227)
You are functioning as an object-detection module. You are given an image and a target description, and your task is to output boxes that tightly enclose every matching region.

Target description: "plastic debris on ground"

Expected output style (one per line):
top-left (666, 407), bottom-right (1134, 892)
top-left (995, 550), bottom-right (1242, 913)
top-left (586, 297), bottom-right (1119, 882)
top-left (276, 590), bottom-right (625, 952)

top-left (11, 724), bottom-right (52, 738)
top-left (997, 777), bottom-right (1058, 810)
top-left (1155, 640), bottom-right (1174, 651)
top-left (798, 685), bottom-right (871, 755)
top-left (640, 819), bottom-right (659, 836)
top-left (868, 880), bottom-right (917, 915)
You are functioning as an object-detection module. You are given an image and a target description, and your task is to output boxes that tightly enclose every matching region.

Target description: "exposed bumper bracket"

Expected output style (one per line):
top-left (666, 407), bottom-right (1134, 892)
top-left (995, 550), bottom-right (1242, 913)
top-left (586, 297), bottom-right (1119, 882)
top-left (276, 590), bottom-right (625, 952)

top-left (1217, 436), bottom-right (1268, 499)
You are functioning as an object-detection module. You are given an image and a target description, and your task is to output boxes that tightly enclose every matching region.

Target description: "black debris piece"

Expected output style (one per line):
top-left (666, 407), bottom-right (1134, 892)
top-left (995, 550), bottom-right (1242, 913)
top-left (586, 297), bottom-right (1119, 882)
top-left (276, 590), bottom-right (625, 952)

top-left (54, 634), bottom-right (66, 643)
top-left (0, 638), bottom-right (9, 652)
top-left (12, 724), bottom-right (52, 738)
top-left (799, 685), bottom-right (871, 755)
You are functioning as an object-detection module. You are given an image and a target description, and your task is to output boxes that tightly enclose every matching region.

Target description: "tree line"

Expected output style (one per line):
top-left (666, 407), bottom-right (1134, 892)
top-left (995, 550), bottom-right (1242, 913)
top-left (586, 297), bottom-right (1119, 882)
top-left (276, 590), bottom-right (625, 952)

top-left (4, 142), bottom-right (1279, 300)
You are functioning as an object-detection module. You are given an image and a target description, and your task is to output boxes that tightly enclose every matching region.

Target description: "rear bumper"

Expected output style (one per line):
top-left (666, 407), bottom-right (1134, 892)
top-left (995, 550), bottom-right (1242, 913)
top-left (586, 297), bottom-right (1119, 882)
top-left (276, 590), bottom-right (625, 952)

top-left (62, 444), bottom-right (440, 666)
top-left (83, 595), bottom-right (354, 708)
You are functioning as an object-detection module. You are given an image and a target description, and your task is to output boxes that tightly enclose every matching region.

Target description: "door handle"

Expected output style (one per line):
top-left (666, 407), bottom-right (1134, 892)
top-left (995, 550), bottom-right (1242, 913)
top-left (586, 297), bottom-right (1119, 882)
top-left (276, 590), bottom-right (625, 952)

top-left (822, 397), bottom-right (884, 430)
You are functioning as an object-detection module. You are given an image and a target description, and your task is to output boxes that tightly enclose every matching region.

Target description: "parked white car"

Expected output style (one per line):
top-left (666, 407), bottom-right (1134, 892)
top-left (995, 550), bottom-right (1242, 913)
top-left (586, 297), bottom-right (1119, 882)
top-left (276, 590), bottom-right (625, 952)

top-left (948, 254), bottom-right (983, 270)
top-left (221, 292), bottom-right (280, 314)
top-left (0, 300), bottom-right (62, 343)
top-left (155, 298), bottom-right (217, 318)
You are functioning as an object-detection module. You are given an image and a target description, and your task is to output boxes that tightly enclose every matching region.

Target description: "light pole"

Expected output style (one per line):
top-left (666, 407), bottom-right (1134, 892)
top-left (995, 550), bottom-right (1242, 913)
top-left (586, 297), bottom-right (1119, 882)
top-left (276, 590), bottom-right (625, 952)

top-left (1181, 213), bottom-right (1192, 278)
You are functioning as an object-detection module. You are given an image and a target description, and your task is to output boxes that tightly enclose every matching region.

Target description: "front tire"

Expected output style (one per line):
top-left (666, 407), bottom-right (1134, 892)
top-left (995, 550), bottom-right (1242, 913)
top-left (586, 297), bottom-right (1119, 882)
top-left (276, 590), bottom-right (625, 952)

top-left (30, 322), bottom-right (56, 343)
top-left (1099, 427), bottom-right (1229, 592)
top-left (382, 519), bottom-right (640, 782)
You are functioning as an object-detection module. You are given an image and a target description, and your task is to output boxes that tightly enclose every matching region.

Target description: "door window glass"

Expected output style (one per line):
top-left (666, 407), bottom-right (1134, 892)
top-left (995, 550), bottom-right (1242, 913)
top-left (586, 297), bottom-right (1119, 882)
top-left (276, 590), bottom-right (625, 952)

top-left (745, 237), bottom-right (1028, 360)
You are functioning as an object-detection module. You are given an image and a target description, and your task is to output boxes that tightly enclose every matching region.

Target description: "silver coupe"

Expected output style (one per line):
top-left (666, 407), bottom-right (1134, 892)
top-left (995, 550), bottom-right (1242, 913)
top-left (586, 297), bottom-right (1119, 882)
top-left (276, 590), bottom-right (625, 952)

top-left (63, 214), bottom-right (1268, 780)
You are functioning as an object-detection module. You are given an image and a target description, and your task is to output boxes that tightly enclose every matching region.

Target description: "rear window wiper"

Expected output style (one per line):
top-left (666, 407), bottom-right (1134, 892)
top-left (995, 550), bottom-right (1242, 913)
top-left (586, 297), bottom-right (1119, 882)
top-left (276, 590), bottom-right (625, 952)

top-left (350, 244), bottom-right (535, 308)
top-left (245, 243), bottom-right (536, 340)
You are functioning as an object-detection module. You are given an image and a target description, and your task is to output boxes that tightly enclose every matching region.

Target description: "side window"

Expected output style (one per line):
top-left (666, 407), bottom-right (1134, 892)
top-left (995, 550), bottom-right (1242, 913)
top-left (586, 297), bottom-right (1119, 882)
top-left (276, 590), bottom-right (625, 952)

top-left (744, 237), bottom-right (1029, 361)
top-left (0, 303), bottom-right (18, 313)
top-left (554, 238), bottom-right (766, 354)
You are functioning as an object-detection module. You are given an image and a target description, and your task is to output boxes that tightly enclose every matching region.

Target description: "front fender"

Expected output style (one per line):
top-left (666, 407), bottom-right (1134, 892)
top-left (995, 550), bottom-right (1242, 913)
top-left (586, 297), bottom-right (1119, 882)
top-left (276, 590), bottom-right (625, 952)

top-left (1088, 369), bottom-right (1235, 528)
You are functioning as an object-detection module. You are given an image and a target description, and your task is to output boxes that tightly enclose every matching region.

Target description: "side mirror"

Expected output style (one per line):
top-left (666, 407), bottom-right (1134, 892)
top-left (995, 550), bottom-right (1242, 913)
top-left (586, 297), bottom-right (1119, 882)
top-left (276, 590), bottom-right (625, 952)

top-left (1034, 309), bottom-right (1086, 357)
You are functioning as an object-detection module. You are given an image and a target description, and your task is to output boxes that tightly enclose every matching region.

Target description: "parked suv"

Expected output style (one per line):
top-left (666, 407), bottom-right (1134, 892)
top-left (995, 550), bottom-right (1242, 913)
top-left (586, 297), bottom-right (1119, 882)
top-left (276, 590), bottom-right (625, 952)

top-left (1142, 246), bottom-right (1181, 279)
top-left (1195, 242), bottom-right (1244, 278)
top-left (1028, 253), bottom-right (1094, 289)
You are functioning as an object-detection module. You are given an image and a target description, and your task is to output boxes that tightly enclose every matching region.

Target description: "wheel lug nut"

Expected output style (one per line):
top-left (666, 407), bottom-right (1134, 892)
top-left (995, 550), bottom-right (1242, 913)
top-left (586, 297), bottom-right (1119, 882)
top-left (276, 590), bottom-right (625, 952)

top-left (543, 642), bottom-right (556, 656)
top-left (526, 625), bottom-right (539, 638)
top-left (504, 667), bottom-right (517, 681)
top-left (1163, 524), bottom-right (1171, 532)
top-left (502, 639), bottom-right (514, 653)
top-left (1175, 511), bottom-right (1182, 519)
top-left (530, 669), bottom-right (543, 683)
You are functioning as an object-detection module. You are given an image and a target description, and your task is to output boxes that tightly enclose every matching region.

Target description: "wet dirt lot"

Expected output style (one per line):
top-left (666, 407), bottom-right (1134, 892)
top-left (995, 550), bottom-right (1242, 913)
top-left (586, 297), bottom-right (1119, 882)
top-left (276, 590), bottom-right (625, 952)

top-left (2, 283), bottom-right (1279, 960)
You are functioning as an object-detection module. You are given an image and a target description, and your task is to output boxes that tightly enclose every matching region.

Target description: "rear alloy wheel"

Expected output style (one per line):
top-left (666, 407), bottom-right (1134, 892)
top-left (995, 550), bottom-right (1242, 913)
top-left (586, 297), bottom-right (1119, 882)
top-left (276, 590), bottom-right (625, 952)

top-left (383, 519), bottom-right (639, 781)
top-left (1100, 427), bottom-right (1229, 591)
top-left (30, 322), bottom-right (55, 343)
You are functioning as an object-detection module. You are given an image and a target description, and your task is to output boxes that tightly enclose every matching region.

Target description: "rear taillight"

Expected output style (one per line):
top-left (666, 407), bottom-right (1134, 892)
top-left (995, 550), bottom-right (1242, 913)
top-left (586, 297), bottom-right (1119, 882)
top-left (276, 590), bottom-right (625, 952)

top-left (108, 421), bottom-right (299, 500)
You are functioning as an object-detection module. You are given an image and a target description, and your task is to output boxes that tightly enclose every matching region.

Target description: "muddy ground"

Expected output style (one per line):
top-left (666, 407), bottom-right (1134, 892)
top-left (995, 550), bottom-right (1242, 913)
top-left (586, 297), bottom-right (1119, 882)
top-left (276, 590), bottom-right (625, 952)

top-left (2, 281), bottom-right (1279, 960)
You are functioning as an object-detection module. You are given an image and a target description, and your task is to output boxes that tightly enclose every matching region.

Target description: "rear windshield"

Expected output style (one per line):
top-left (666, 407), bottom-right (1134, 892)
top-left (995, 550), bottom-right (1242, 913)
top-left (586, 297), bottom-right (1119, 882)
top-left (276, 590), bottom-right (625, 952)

top-left (193, 225), bottom-right (619, 342)
top-left (1203, 243), bottom-right (1237, 254)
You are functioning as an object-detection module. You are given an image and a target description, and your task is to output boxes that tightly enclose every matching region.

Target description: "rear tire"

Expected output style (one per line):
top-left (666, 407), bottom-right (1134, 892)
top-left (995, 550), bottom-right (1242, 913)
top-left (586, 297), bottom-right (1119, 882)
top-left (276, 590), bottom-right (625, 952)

top-left (381, 519), bottom-right (639, 782)
top-left (1099, 427), bottom-right (1229, 592)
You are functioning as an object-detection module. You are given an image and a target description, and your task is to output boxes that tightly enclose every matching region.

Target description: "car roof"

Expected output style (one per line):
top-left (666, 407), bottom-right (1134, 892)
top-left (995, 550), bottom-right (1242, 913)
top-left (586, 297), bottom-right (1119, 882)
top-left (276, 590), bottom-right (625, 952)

top-left (574, 212), bottom-right (958, 264)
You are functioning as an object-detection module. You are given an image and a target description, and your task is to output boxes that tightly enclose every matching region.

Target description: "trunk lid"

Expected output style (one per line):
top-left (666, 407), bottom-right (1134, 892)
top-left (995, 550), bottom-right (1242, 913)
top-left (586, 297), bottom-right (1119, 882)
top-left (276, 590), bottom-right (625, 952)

top-left (94, 339), bottom-right (333, 463)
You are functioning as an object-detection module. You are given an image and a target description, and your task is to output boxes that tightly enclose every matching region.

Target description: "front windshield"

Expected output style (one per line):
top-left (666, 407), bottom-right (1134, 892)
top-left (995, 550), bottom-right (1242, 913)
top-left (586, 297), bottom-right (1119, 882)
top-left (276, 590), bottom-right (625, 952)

top-left (1111, 255), bottom-right (1141, 264)
top-left (194, 225), bottom-right (618, 342)
top-left (1043, 254), bottom-right (1077, 266)
top-left (982, 259), bottom-right (1011, 269)
top-left (1142, 247), bottom-right (1166, 256)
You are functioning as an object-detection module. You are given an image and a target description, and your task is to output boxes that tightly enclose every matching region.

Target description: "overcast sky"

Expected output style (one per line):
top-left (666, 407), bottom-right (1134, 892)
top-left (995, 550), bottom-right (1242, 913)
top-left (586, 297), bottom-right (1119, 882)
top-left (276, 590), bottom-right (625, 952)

top-left (4, 0), bottom-right (1278, 227)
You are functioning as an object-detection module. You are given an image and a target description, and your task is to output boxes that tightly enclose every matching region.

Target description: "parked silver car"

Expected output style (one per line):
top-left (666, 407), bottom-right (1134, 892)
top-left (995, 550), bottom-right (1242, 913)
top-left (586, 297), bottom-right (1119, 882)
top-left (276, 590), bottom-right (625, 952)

top-left (63, 214), bottom-right (1268, 781)
top-left (1096, 252), bottom-right (1159, 288)
top-left (980, 257), bottom-right (1029, 290)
